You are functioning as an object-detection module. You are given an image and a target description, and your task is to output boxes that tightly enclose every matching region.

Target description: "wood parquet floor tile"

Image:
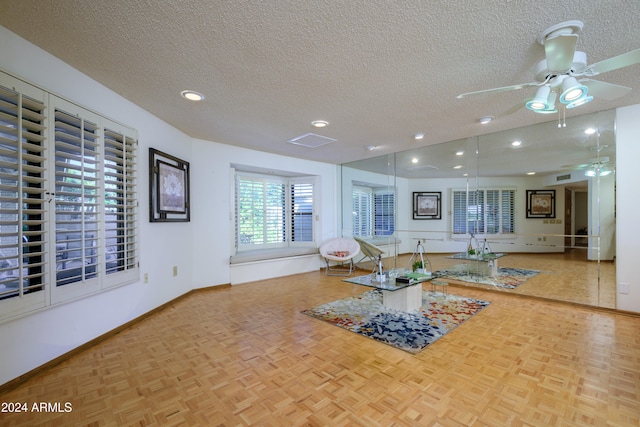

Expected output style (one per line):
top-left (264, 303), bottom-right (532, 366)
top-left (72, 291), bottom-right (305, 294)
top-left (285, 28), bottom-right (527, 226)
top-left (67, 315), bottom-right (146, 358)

top-left (0, 258), bottom-right (638, 426)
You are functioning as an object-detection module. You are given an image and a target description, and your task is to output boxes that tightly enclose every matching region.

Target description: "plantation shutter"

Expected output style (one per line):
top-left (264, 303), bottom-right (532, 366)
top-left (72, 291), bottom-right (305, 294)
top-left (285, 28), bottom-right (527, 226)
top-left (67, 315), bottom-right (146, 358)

top-left (54, 108), bottom-right (100, 287)
top-left (453, 188), bottom-right (515, 235)
top-left (452, 190), bottom-right (467, 234)
top-left (0, 84), bottom-right (46, 300)
top-left (236, 175), bottom-right (286, 249)
top-left (374, 191), bottom-right (395, 236)
top-left (104, 128), bottom-right (138, 277)
top-left (291, 182), bottom-right (313, 242)
top-left (501, 189), bottom-right (515, 233)
top-left (264, 180), bottom-right (285, 246)
top-left (468, 190), bottom-right (484, 235)
top-left (486, 190), bottom-right (500, 234)
top-left (352, 186), bottom-right (372, 237)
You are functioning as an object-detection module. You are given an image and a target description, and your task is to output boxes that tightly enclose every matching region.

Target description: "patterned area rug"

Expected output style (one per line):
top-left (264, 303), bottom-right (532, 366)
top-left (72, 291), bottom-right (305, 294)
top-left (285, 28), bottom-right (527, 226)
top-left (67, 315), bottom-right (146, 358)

top-left (302, 290), bottom-right (489, 354)
top-left (432, 266), bottom-right (539, 289)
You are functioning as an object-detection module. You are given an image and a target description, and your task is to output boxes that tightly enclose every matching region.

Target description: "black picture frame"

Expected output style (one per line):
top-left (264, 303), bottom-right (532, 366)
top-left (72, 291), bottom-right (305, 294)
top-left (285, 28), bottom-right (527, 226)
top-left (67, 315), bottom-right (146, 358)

top-left (526, 189), bottom-right (555, 218)
top-left (413, 191), bottom-right (441, 220)
top-left (149, 148), bottom-right (190, 222)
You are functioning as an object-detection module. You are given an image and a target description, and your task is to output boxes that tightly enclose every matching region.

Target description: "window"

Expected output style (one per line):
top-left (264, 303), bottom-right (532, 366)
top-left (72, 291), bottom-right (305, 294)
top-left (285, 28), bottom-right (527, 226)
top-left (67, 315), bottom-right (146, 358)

top-left (0, 71), bottom-right (138, 321)
top-left (352, 186), bottom-right (395, 237)
top-left (452, 188), bottom-right (515, 235)
top-left (374, 192), bottom-right (395, 236)
top-left (235, 173), bottom-right (315, 251)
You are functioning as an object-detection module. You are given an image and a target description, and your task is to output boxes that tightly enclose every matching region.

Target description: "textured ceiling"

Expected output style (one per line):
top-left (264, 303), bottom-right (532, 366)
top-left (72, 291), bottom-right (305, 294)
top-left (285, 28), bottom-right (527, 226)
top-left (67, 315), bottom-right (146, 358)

top-left (0, 0), bottom-right (639, 165)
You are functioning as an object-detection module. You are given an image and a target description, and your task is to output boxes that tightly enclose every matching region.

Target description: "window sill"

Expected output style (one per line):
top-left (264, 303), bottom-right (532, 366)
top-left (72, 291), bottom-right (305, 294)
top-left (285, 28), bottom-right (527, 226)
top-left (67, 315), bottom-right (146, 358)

top-left (230, 247), bottom-right (319, 265)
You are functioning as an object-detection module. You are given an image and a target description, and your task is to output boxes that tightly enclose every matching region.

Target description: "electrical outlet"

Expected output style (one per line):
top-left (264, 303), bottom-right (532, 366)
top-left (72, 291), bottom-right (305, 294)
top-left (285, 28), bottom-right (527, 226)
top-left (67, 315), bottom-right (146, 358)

top-left (144, 273), bottom-right (149, 284)
top-left (619, 283), bottom-right (629, 294)
top-left (173, 266), bottom-right (178, 277)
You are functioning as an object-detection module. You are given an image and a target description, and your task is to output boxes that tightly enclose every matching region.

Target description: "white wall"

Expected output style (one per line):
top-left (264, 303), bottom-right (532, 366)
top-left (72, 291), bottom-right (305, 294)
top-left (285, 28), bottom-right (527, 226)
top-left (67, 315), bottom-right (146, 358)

top-left (615, 104), bottom-right (640, 313)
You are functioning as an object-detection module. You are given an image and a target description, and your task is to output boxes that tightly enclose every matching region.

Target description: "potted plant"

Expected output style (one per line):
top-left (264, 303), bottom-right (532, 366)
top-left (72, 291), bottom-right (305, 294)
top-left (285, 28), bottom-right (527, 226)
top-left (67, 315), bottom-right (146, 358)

top-left (412, 260), bottom-right (425, 273)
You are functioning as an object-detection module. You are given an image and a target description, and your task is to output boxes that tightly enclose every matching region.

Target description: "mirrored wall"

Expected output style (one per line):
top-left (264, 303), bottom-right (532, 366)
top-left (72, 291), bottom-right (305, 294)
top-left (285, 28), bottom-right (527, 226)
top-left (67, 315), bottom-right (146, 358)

top-left (341, 109), bottom-right (616, 308)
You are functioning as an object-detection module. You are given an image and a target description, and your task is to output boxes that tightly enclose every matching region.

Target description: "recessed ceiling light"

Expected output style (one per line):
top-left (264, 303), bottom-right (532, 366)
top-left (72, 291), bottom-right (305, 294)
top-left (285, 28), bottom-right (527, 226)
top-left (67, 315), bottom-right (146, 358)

top-left (456, 151), bottom-right (464, 156)
top-left (311, 120), bottom-right (329, 128)
top-left (479, 116), bottom-right (493, 124)
top-left (526, 172), bottom-right (536, 175)
top-left (365, 145), bottom-right (376, 151)
top-left (411, 158), bottom-right (419, 164)
top-left (414, 133), bottom-right (425, 140)
top-left (585, 127), bottom-right (597, 135)
top-left (453, 165), bottom-right (463, 169)
top-left (180, 90), bottom-right (205, 101)
top-left (512, 140), bottom-right (522, 147)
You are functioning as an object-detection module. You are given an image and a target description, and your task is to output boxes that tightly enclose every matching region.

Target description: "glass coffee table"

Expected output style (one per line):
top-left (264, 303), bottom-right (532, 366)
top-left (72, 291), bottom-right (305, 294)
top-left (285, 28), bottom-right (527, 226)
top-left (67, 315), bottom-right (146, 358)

top-left (344, 273), bottom-right (431, 311)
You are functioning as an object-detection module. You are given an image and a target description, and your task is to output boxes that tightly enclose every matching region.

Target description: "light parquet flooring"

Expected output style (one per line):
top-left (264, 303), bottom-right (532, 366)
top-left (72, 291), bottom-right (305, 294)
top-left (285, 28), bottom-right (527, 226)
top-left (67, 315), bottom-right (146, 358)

top-left (1, 265), bottom-right (638, 426)
top-left (385, 250), bottom-right (617, 309)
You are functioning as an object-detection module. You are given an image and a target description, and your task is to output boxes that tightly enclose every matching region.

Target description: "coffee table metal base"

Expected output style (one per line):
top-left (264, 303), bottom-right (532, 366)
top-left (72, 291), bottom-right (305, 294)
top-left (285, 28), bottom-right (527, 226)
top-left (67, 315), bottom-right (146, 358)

top-left (382, 283), bottom-right (423, 311)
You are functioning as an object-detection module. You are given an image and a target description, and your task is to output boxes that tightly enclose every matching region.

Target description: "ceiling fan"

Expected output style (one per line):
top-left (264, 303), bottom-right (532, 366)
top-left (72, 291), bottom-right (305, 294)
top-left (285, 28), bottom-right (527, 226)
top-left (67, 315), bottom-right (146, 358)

top-left (457, 20), bottom-right (640, 113)
top-left (563, 156), bottom-right (612, 177)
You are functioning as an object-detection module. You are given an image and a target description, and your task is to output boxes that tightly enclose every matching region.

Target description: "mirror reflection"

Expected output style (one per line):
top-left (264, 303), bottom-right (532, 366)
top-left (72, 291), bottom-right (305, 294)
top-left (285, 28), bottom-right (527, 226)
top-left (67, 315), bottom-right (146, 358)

top-left (341, 109), bottom-right (616, 309)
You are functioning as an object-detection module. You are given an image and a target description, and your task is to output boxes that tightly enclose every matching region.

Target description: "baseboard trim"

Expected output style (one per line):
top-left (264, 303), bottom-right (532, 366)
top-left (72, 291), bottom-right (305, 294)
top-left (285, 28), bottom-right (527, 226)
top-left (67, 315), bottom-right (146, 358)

top-left (0, 284), bottom-right (232, 394)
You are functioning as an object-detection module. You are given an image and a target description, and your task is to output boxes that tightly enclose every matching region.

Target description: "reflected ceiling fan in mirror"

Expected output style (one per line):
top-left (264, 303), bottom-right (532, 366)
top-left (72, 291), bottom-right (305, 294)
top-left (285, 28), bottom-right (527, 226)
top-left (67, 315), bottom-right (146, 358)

top-left (562, 156), bottom-right (612, 177)
top-left (457, 20), bottom-right (640, 114)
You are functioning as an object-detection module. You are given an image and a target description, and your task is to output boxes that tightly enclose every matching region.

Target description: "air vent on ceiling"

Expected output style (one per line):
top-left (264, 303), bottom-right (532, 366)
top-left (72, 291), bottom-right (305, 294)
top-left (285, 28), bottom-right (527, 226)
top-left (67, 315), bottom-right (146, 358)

top-left (556, 173), bottom-right (572, 181)
top-left (287, 132), bottom-right (336, 148)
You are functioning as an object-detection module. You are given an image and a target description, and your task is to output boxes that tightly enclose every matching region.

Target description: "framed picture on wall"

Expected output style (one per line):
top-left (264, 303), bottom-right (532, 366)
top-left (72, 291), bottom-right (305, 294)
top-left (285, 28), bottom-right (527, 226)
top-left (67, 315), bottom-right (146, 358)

top-left (149, 148), bottom-right (190, 222)
top-left (413, 191), bottom-right (441, 220)
top-left (526, 189), bottom-right (555, 218)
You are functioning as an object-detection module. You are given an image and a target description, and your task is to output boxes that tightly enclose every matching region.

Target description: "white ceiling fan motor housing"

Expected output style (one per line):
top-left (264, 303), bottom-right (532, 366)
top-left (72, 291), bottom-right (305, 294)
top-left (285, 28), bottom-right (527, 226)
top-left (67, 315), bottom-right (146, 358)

top-left (534, 51), bottom-right (588, 83)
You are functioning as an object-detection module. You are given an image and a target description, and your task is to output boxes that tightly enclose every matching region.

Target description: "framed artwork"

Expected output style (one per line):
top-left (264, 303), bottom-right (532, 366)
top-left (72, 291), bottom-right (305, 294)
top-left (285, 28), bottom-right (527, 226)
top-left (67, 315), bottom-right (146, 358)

top-left (526, 189), bottom-right (555, 218)
top-left (413, 192), bottom-right (441, 220)
top-left (149, 148), bottom-right (190, 222)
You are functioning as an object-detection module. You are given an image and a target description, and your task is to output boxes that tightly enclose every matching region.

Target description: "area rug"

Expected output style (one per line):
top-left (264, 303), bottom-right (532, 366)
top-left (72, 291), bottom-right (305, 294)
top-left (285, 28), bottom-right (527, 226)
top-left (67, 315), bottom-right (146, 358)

top-left (432, 266), bottom-right (539, 289)
top-left (302, 290), bottom-right (490, 354)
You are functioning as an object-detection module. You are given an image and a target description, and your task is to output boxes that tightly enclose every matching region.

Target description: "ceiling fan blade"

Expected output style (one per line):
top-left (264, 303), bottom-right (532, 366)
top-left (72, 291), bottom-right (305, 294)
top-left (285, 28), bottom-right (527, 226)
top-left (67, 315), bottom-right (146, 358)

top-left (582, 79), bottom-right (631, 100)
top-left (584, 48), bottom-right (640, 75)
top-left (496, 100), bottom-right (526, 117)
top-left (544, 34), bottom-right (578, 72)
top-left (456, 82), bottom-right (538, 99)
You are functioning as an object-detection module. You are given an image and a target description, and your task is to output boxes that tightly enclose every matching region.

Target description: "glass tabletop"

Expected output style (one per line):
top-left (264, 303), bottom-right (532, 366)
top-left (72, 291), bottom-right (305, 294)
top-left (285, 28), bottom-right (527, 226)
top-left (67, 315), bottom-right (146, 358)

top-left (447, 252), bottom-right (506, 261)
top-left (344, 273), bottom-right (431, 291)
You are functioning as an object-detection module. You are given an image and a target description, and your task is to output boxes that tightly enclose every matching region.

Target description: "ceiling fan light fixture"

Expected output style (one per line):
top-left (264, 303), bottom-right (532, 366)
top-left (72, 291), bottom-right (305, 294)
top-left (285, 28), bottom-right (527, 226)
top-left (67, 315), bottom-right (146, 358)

top-left (559, 77), bottom-right (588, 104)
top-left (566, 95), bottom-right (593, 109)
top-left (526, 86), bottom-right (554, 111)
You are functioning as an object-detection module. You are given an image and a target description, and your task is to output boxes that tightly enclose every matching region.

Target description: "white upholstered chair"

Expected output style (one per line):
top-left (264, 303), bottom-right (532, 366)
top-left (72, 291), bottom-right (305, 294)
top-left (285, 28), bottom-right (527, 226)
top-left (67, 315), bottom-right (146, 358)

top-left (319, 237), bottom-right (361, 276)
